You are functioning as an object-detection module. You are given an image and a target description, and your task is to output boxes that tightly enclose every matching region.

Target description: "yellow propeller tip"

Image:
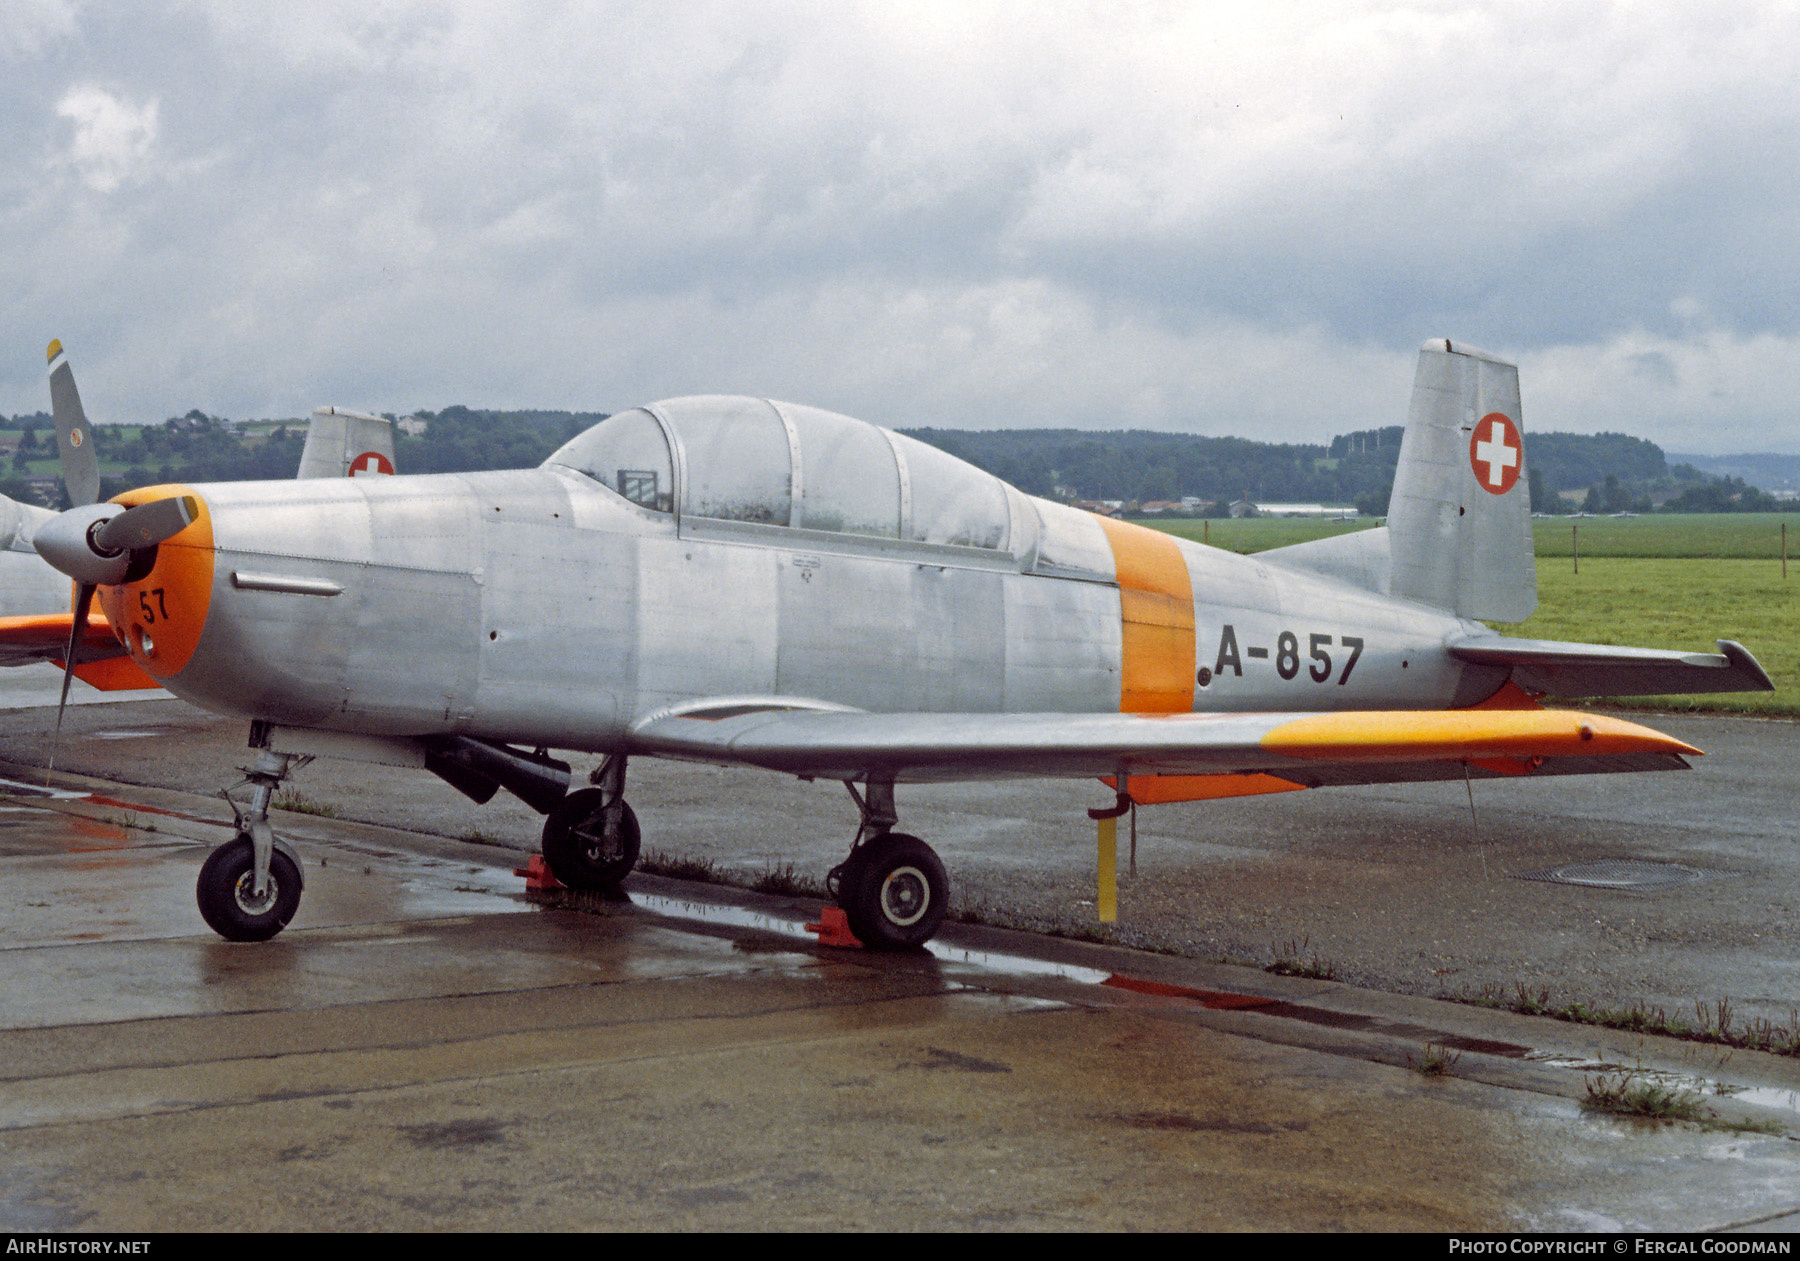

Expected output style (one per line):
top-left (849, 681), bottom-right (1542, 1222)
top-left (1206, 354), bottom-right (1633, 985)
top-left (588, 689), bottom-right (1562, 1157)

top-left (46, 339), bottom-right (62, 363)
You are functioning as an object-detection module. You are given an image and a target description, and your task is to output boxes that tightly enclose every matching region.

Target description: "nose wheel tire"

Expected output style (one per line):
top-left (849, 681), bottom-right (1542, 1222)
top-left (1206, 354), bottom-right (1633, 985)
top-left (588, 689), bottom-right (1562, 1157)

top-left (542, 788), bottom-right (641, 890)
top-left (196, 834), bottom-right (302, 942)
top-left (838, 833), bottom-right (948, 951)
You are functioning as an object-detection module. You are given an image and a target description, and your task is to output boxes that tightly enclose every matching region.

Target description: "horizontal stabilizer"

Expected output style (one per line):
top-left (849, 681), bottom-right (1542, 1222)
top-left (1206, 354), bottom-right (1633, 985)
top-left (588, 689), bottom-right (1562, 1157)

top-left (1448, 636), bottom-right (1773, 698)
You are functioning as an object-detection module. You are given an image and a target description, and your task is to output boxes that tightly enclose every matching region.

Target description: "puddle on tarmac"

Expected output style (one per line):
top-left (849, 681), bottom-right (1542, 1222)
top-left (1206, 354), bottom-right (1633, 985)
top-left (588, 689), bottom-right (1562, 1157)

top-left (628, 891), bottom-right (1113, 987)
top-left (631, 891), bottom-right (823, 941)
top-left (0, 778), bottom-right (94, 800)
top-left (1527, 1052), bottom-right (1800, 1118)
top-left (927, 942), bottom-right (1112, 986)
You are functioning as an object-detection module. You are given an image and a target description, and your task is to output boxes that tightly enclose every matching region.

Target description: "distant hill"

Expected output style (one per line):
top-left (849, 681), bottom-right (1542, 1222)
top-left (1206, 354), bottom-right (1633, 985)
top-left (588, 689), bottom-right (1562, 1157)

top-left (0, 405), bottom-right (1785, 514)
top-left (1667, 453), bottom-right (1800, 496)
top-left (899, 426), bottom-right (1688, 513)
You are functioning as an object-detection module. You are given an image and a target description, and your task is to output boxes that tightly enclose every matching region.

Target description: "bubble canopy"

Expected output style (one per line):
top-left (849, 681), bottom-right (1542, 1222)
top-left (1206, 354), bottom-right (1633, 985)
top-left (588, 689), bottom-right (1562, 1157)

top-left (545, 395), bottom-right (1013, 551)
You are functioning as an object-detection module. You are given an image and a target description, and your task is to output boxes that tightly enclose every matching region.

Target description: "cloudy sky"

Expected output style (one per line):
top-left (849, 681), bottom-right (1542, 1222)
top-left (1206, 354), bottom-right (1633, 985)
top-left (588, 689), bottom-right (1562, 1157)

top-left (3, 1), bottom-right (1798, 453)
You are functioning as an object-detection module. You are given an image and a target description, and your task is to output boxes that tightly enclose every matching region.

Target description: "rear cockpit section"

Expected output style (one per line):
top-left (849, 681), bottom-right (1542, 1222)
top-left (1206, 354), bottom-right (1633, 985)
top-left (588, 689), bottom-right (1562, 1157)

top-left (546, 396), bottom-right (1062, 568)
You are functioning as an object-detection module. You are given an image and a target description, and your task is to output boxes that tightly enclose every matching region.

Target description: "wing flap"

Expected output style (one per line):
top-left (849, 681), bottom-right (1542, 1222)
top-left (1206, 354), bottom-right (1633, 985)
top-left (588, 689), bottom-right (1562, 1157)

top-left (628, 702), bottom-right (1698, 786)
top-left (1449, 635), bottom-right (1773, 697)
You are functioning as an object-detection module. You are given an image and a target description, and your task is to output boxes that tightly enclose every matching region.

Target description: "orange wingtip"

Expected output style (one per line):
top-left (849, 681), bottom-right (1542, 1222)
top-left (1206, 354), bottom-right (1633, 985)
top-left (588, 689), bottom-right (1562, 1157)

top-left (47, 339), bottom-right (63, 363)
top-left (1260, 710), bottom-right (1701, 762)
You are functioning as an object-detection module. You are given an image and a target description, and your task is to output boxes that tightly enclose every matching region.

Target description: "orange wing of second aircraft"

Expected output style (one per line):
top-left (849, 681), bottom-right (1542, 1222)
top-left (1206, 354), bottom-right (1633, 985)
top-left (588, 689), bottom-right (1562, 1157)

top-left (0, 611), bottom-right (159, 690)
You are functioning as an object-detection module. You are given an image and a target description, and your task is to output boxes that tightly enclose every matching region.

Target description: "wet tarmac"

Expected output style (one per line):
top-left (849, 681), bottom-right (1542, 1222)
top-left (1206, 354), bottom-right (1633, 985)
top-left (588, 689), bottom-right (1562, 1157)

top-left (2, 703), bottom-right (1800, 1231)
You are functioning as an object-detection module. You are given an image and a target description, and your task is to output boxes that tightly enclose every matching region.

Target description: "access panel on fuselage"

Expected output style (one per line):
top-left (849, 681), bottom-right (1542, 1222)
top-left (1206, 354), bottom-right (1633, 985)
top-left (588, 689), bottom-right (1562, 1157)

top-left (773, 547), bottom-right (1005, 713)
top-left (634, 534), bottom-right (782, 708)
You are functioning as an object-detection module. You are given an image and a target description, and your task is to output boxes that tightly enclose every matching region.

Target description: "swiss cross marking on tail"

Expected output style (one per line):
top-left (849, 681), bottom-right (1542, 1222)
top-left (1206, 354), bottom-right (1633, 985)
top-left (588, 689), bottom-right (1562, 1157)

top-left (1469, 413), bottom-right (1521, 495)
top-left (349, 451), bottom-right (394, 476)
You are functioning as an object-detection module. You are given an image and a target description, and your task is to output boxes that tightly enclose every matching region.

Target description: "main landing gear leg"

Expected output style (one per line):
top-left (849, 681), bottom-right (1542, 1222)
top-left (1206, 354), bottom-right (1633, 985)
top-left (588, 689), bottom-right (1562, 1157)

top-left (541, 753), bottom-right (641, 891)
top-left (828, 779), bottom-right (949, 951)
top-left (201, 746), bottom-right (308, 942)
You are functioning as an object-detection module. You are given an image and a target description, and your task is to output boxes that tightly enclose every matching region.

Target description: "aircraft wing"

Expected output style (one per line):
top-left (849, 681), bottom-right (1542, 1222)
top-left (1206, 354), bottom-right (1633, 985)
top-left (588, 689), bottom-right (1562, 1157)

top-left (0, 612), bottom-right (126, 665)
top-left (1447, 635), bottom-right (1773, 698)
top-left (0, 611), bottom-right (156, 689)
top-left (627, 698), bottom-right (1696, 790)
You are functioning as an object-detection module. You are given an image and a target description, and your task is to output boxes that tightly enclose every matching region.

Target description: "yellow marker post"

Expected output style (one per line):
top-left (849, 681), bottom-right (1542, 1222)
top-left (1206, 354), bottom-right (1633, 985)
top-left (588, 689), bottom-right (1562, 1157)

top-left (1096, 815), bottom-right (1117, 922)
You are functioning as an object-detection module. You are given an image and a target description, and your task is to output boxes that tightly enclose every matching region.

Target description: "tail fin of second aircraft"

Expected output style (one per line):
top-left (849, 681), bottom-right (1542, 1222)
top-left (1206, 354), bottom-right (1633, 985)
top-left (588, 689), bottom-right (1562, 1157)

top-left (298, 407), bottom-right (397, 479)
top-left (1386, 338), bottom-right (1536, 622)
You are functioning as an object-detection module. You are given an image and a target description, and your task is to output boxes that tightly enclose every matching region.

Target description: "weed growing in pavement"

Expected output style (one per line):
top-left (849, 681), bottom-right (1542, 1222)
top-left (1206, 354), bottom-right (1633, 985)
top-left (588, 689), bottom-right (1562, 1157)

top-left (273, 788), bottom-right (337, 818)
top-left (1266, 935), bottom-right (1338, 980)
top-left (1582, 1070), bottom-right (1706, 1122)
top-left (1409, 1043), bottom-right (1462, 1077)
top-left (637, 851), bottom-right (720, 882)
top-left (751, 863), bottom-right (824, 897)
top-left (1455, 984), bottom-right (1800, 1058)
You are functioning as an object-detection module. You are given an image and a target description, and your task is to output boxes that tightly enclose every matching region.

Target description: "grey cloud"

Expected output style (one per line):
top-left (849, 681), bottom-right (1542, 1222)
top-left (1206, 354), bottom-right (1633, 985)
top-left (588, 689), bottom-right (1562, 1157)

top-left (1, 2), bottom-right (1798, 453)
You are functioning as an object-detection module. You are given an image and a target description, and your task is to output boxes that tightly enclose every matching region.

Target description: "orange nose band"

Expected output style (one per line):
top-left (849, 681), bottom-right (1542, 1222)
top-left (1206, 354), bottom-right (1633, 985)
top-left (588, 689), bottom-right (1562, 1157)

top-left (96, 485), bottom-right (214, 680)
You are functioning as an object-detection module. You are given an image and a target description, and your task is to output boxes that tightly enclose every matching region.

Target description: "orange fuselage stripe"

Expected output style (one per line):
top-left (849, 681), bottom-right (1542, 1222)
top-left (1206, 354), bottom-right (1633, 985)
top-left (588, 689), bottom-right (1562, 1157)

top-left (1095, 516), bottom-right (1195, 714)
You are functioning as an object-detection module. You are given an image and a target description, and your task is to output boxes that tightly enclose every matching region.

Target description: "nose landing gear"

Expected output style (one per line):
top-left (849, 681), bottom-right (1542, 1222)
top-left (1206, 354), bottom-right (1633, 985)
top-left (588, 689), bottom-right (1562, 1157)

top-left (201, 746), bottom-right (309, 941)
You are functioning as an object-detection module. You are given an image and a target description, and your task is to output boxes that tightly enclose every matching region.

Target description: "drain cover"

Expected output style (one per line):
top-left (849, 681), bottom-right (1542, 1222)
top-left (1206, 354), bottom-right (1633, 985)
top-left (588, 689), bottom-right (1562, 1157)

top-left (1513, 859), bottom-right (1735, 891)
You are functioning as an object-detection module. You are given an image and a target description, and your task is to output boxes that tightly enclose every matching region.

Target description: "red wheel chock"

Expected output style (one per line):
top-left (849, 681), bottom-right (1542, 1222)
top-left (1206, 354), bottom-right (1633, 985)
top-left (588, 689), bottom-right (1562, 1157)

top-left (515, 854), bottom-right (565, 891)
top-left (806, 906), bottom-right (863, 948)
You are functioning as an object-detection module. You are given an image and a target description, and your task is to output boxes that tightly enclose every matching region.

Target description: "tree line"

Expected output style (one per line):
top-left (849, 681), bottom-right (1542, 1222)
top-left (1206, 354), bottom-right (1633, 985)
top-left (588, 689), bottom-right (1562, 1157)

top-left (0, 406), bottom-right (1785, 515)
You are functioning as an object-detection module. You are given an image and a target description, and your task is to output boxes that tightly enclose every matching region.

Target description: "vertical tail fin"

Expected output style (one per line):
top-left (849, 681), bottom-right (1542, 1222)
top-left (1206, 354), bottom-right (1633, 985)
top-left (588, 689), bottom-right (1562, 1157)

top-left (298, 406), bottom-right (397, 479)
top-left (1387, 339), bottom-right (1536, 623)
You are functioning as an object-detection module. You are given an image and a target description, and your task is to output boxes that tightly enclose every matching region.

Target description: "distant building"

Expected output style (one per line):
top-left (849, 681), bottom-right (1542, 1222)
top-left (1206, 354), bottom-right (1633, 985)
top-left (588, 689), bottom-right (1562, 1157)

top-left (1232, 501), bottom-right (1358, 519)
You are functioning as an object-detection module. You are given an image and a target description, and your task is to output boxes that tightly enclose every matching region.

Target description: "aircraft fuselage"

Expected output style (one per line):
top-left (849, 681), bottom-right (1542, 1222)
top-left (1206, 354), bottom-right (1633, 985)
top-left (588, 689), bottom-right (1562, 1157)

top-left (97, 468), bottom-right (1504, 751)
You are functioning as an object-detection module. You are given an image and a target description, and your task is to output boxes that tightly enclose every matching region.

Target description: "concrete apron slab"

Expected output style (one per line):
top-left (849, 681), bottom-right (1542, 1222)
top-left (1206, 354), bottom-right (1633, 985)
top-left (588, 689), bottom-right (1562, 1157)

top-left (1, 767), bottom-right (1799, 1231)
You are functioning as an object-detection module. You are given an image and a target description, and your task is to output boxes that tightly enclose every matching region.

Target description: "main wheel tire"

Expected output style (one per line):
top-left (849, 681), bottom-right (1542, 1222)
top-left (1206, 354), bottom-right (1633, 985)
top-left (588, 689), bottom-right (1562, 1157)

top-left (839, 833), bottom-right (948, 951)
top-left (542, 789), bottom-right (641, 890)
top-left (196, 834), bottom-right (302, 942)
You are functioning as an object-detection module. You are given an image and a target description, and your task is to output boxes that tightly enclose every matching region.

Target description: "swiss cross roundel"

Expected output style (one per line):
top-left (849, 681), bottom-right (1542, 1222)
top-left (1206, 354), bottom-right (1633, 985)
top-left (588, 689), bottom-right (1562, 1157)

top-left (348, 450), bottom-right (394, 476)
top-left (1468, 413), bottom-right (1522, 495)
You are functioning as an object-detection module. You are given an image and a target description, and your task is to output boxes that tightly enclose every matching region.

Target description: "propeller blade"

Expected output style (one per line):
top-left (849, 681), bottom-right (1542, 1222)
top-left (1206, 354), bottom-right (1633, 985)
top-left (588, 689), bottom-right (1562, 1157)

top-left (48, 582), bottom-right (96, 776)
top-left (46, 340), bottom-right (100, 509)
top-left (94, 495), bottom-right (198, 553)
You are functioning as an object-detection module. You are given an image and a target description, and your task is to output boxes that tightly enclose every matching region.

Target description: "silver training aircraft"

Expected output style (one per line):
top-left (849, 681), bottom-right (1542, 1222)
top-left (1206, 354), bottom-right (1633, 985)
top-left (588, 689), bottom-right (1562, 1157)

top-left (22, 338), bottom-right (1773, 946)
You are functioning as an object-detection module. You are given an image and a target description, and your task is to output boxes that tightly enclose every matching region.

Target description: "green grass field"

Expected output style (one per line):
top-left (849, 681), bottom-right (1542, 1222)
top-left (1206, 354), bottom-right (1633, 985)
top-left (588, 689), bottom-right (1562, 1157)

top-left (1141, 512), bottom-right (1800, 560)
top-left (1145, 517), bottom-right (1377, 553)
top-left (1142, 514), bottom-right (1798, 715)
top-left (1531, 514), bottom-right (1798, 560)
top-left (1519, 560), bottom-right (1796, 715)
